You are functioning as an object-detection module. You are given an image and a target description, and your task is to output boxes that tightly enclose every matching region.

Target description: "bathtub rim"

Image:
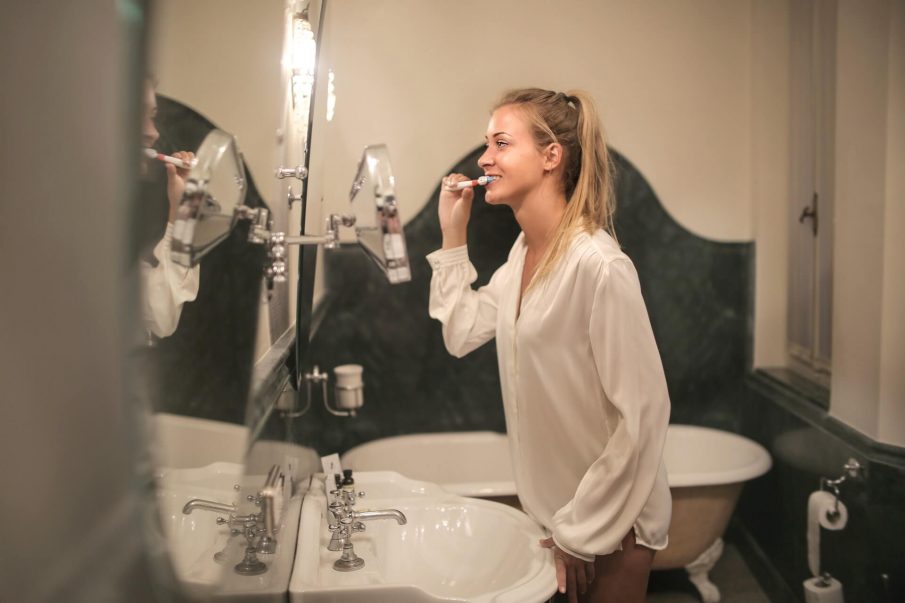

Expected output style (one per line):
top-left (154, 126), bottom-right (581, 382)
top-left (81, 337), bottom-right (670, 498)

top-left (341, 431), bottom-right (518, 497)
top-left (665, 424), bottom-right (773, 487)
top-left (343, 425), bottom-right (774, 494)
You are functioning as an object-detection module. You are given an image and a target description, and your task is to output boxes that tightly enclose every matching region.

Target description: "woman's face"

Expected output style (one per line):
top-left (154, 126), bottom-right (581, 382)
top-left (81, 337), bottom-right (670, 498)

top-left (478, 104), bottom-right (547, 206)
top-left (142, 83), bottom-right (160, 149)
top-left (140, 83), bottom-right (160, 178)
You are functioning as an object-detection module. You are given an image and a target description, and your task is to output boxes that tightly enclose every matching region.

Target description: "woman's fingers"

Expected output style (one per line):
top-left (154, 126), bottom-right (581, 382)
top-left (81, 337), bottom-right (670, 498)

top-left (173, 151), bottom-right (193, 177)
top-left (540, 539), bottom-right (596, 599)
top-left (575, 562), bottom-right (588, 595)
top-left (442, 172), bottom-right (469, 191)
top-left (566, 564), bottom-right (577, 603)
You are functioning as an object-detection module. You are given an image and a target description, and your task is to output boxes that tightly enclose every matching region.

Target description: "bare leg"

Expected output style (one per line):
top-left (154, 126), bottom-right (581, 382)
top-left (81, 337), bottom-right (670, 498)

top-left (584, 528), bottom-right (655, 603)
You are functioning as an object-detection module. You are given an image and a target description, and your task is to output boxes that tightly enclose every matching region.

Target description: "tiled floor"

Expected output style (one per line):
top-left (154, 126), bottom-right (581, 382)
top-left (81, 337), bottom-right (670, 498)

top-left (647, 542), bottom-right (771, 603)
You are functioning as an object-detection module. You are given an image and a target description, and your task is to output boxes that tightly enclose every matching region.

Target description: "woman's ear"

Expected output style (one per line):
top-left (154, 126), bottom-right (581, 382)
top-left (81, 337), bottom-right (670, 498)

top-left (543, 143), bottom-right (564, 172)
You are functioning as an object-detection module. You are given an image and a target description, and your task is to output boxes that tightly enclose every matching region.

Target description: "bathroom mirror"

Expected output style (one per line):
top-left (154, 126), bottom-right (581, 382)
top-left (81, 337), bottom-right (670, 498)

top-left (348, 144), bottom-right (412, 284)
top-left (170, 128), bottom-right (248, 267)
top-left (137, 0), bottom-right (326, 598)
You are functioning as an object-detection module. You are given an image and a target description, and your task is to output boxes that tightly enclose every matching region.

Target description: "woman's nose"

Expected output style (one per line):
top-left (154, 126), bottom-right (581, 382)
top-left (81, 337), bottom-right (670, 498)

top-left (477, 148), bottom-right (492, 169)
top-left (143, 119), bottom-right (159, 147)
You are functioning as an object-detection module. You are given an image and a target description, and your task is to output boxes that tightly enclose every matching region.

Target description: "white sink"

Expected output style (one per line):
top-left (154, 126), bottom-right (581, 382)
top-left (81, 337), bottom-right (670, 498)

top-left (156, 461), bottom-right (302, 602)
top-left (156, 462), bottom-right (245, 599)
top-left (289, 471), bottom-right (556, 603)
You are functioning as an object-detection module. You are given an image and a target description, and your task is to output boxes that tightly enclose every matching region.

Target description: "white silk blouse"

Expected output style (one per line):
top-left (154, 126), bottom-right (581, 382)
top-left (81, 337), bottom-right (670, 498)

top-left (140, 222), bottom-right (200, 339)
top-left (427, 230), bottom-right (671, 560)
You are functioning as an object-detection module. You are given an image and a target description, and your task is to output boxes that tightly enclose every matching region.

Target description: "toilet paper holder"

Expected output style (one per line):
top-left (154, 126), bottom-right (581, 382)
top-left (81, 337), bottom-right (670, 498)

top-left (819, 458), bottom-right (862, 520)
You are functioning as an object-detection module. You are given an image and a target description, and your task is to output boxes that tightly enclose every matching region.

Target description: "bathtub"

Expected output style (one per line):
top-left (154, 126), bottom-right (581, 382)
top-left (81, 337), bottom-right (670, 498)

top-left (342, 425), bottom-right (771, 603)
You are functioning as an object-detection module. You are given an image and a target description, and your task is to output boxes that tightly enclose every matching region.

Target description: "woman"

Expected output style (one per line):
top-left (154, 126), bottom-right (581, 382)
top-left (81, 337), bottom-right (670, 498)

top-left (426, 89), bottom-right (671, 603)
top-left (139, 77), bottom-right (199, 339)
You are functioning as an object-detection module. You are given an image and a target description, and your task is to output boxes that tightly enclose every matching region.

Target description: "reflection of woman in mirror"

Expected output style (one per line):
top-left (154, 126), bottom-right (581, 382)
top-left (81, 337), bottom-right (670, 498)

top-left (138, 77), bottom-right (199, 339)
top-left (428, 89), bottom-right (670, 603)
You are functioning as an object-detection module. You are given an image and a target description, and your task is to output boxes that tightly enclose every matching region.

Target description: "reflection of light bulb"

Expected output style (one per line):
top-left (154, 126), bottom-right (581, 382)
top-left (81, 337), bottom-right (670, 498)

top-left (326, 69), bottom-right (336, 122)
top-left (285, 15), bottom-right (316, 110)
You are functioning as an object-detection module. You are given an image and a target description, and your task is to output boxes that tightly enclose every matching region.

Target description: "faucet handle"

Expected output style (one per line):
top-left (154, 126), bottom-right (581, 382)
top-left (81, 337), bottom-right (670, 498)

top-left (342, 489), bottom-right (357, 506)
top-left (328, 501), bottom-right (345, 522)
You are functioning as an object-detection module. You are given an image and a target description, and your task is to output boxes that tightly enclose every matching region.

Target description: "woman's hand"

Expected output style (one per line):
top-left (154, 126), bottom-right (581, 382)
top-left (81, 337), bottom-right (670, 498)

top-left (166, 151), bottom-right (195, 223)
top-left (438, 173), bottom-right (473, 249)
top-left (540, 537), bottom-right (595, 603)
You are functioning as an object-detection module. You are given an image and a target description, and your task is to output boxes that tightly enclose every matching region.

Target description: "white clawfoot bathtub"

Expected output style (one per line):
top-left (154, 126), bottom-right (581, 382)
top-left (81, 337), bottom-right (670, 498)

top-left (342, 425), bottom-right (771, 603)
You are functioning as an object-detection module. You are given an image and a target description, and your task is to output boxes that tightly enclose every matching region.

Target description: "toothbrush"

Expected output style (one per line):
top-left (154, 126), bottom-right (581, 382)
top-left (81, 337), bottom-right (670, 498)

top-left (443, 176), bottom-right (496, 191)
top-left (144, 148), bottom-right (198, 169)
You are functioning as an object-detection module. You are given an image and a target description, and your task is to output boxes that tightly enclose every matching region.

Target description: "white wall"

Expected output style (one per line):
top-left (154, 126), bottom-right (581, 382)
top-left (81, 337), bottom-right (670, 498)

top-left (830, 0), bottom-right (905, 446)
top-left (750, 0), bottom-right (792, 368)
top-left (314, 0), bottom-right (756, 242)
top-left (150, 0), bottom-right (284, 205)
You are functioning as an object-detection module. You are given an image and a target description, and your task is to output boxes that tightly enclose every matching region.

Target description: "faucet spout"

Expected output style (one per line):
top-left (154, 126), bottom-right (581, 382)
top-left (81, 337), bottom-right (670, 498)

top-left (353, 509), bottom-right (407, 525)
top-left (182, 498), bottom-right (238, 515)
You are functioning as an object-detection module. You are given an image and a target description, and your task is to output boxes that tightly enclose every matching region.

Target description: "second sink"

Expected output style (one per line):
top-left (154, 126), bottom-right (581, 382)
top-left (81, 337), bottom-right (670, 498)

top-left (289, 471), bottom-right (555, 603)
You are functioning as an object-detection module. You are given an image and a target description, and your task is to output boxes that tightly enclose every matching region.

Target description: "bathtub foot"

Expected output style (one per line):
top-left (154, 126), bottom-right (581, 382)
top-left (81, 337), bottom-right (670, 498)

top-left (684, 537), bottom-right (724, 603)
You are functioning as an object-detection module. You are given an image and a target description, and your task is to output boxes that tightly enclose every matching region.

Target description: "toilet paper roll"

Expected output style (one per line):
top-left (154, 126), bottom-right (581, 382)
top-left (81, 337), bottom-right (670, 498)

top-left (807, 490), bottom-right (848, 577)
top-left (803, 576), bottom-right (844, 603)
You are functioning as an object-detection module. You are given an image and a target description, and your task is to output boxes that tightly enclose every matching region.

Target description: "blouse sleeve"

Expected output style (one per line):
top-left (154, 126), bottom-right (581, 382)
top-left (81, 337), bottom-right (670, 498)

top-left (551, 258), bottom-right (670, 560)
top-left (426, 245), bottom-right (507, 358)
top-left (140, 222), bottom-right (201, 338)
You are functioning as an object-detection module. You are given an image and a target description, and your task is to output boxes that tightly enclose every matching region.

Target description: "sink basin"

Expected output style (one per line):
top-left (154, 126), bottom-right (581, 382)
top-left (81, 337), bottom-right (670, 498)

top-left (289, 471), bottom-right (555, 603)
top-left (156, 461), bottom-right (303, 602)
top-left (156, 462), bottom-right (245, 599)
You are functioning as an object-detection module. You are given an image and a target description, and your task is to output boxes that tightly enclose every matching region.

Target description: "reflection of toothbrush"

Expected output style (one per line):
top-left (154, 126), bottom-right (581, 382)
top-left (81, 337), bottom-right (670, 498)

top-left (443, 176), bottom-right (496, 191)
top-left (144, 148), bottom-right (197, 169)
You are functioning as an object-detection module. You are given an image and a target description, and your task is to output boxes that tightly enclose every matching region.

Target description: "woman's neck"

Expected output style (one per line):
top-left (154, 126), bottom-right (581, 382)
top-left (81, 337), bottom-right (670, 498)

top-left (513, 187), bottom-right (567, 254)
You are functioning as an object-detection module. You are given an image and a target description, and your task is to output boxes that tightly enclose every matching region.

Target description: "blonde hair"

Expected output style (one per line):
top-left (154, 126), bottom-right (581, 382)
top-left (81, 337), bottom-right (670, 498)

top-left (493, 88), bottom-right (616, 288)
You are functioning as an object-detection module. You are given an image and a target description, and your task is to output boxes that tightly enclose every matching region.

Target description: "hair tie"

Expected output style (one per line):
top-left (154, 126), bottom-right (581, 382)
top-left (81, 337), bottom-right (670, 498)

top-left (558, 93), bottom-right (578, 109)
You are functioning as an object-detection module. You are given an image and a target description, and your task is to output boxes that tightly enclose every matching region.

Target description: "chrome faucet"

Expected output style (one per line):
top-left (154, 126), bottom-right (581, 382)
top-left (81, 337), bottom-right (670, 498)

top-left (182, 498), bottom-right (237, 515)
top-left (326, 476), bottom-right (407, 572)
top-left (353, 509), bottom-right (407, 525)
top-left (180, 465), bottom-right (284, 576)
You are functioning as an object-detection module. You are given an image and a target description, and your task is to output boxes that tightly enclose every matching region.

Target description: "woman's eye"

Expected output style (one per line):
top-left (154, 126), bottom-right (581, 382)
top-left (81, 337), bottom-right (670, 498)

top-left (495, 140), bottom-right (508, 148)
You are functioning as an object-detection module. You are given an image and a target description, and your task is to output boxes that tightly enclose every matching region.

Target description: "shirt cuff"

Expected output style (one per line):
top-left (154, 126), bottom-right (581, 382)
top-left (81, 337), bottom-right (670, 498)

top-left (425, 245), bottom-right (469, 270)
top-left (552, 535), bottom-right (596, 563)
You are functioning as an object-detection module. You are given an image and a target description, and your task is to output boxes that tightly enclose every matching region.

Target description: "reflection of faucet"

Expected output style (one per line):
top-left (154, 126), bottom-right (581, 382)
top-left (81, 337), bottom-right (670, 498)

top-left (182, 498), bottom-right (237, 515)
top-left (353, 509), bottom-right (407, 525)
top-left (325, 474), bottom-right (407, 572)
top-left (180, 465), bottom-right (284, 576)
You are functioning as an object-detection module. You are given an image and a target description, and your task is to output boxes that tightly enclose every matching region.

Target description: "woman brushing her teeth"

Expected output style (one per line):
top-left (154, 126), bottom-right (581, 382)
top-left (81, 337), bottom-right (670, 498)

top-left (428, 89), bottom-right (671, 603)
